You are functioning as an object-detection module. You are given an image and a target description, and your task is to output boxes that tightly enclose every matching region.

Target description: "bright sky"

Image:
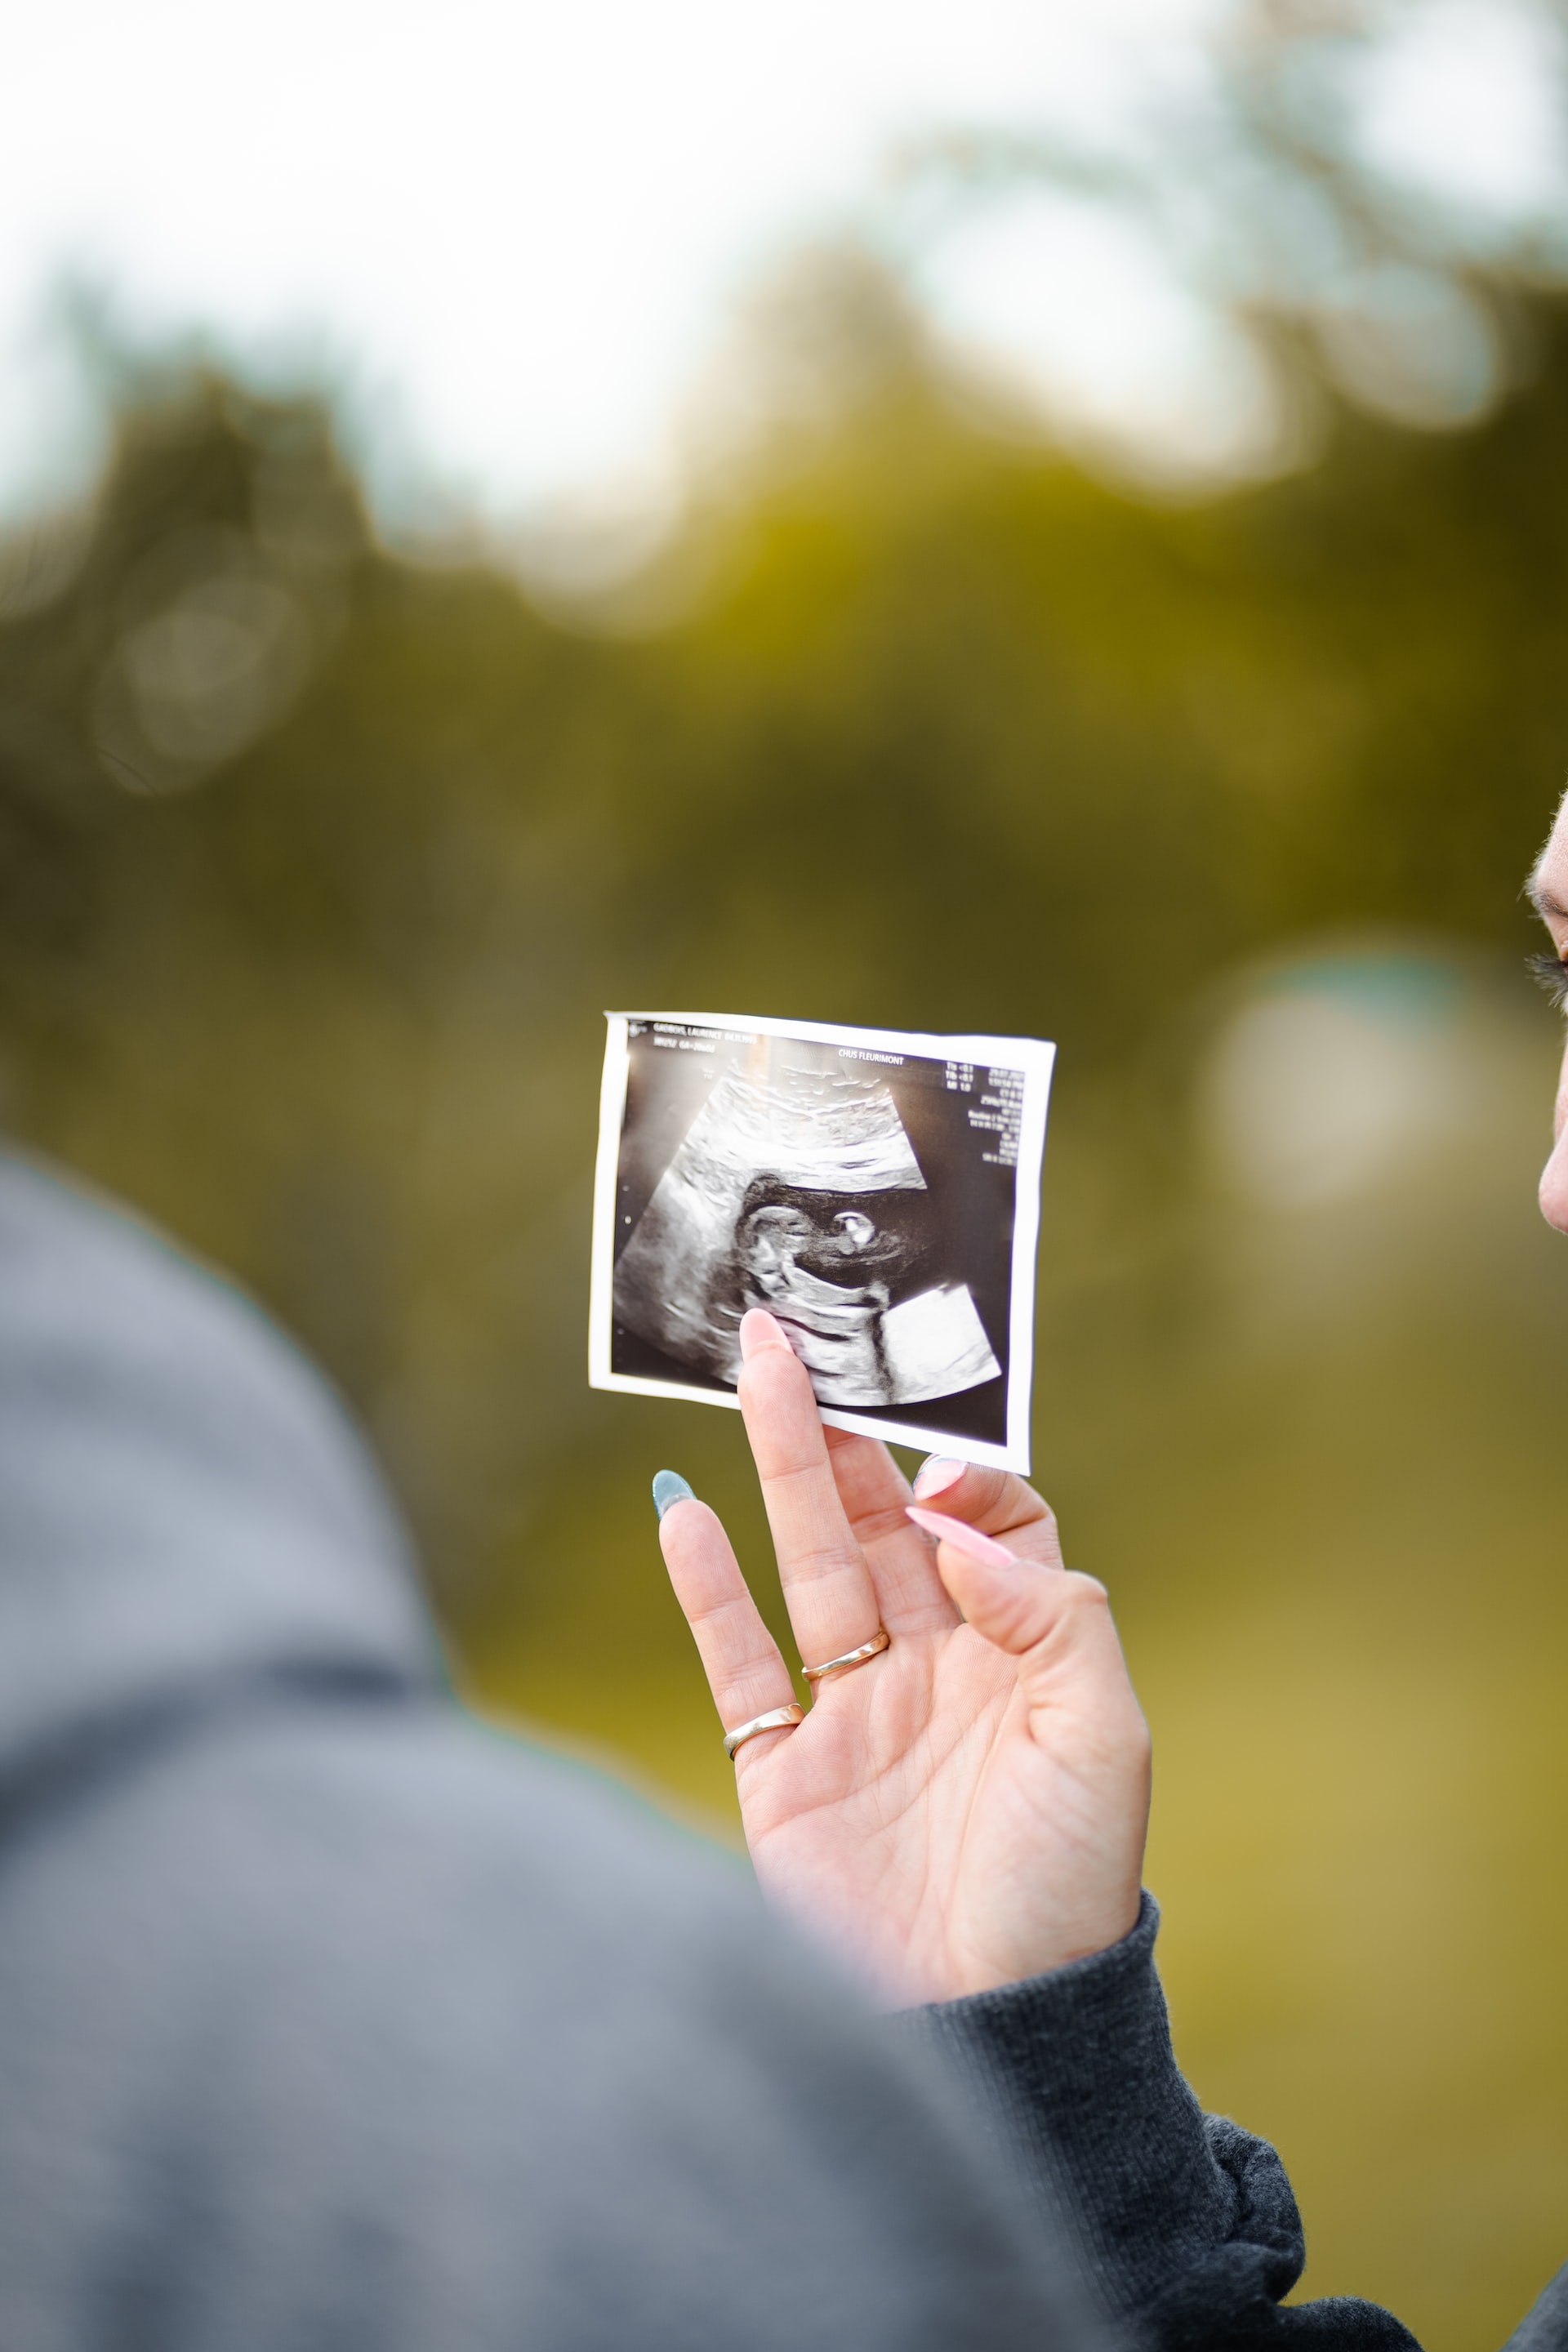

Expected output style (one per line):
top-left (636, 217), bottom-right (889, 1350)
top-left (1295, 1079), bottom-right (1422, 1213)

top-left (2, 0), bottom-right (1561, 538)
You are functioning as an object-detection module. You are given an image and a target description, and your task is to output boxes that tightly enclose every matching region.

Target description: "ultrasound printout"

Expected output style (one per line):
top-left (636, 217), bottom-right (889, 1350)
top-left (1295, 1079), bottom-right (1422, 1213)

top-left (589, 1013), bottom-right (1055, 1470)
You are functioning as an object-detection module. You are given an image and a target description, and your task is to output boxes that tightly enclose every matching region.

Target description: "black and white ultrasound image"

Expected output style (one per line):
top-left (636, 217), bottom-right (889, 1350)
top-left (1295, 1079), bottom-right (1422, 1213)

top-left (609, 1024), bottom-right (1021, 1447)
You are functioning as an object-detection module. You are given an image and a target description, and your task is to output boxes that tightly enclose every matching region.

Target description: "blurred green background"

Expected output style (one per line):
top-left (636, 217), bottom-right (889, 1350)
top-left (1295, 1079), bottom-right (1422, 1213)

top-left (5, 11), bottom-right (1568, 2342)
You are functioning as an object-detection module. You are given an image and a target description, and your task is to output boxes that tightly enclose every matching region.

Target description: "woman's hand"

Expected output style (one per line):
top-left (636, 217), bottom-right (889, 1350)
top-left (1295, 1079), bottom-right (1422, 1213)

top-left (657, 1309), bottom-right (1152, 2005)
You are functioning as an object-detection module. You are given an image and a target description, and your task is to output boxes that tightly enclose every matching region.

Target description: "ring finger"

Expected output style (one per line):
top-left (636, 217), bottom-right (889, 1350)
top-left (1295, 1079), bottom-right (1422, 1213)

top-left (657, 1494), bottom-right (799, 1751)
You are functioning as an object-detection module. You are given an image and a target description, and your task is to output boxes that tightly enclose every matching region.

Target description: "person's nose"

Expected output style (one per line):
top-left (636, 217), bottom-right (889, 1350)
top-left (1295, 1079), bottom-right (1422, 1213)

top-left (1539, 1047), bottom-right (1568, 1234)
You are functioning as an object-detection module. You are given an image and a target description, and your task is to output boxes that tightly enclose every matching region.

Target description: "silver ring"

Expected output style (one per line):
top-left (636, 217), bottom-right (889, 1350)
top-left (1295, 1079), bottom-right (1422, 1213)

top-left (723, 1702), bottom-right (805, 1760)
top-left (802, 1628), bottom-right (891, 1686)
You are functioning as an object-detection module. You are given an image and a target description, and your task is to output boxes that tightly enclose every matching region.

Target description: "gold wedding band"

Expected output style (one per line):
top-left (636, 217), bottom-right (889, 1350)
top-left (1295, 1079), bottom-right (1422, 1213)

top-left (802, 1628), bottom-right (891, 1686)
top-left (723, 1703), bottom-right (805, 1760)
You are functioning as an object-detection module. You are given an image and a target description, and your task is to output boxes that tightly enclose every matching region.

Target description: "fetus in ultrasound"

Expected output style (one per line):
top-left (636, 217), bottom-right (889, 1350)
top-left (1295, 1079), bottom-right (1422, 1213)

top-left (730, 1184), bottom-right (929, 1399)
top-left (612, 1051), bottom-right (1000, 1408)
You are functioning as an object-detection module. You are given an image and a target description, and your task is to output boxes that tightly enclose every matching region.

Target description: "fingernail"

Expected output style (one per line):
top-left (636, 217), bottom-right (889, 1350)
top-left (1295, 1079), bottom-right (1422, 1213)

top-left (739, 1308), bottom-right (793, 1361)
top-left (906, 1505), bottom-right (1018, 1570)
top-left (653, 1469), bottom-right (696, 1520)
top-left (912, 1455), bottom-right (964, 1499)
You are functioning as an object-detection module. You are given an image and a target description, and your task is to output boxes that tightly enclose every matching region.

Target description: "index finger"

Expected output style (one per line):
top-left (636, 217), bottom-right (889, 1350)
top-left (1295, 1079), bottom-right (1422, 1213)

top-left (906, 1456), bottom-right (1063, 1567)
top-left (736, 1311), bottom-right (884, 1671)
top-left (823, 1428), bottom-right (962, 1636)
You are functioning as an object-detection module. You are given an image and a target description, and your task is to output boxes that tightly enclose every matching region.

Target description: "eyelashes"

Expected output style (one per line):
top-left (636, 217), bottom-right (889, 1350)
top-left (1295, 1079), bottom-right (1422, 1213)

top-left (1528, 950), bottom-right (1568, 1013)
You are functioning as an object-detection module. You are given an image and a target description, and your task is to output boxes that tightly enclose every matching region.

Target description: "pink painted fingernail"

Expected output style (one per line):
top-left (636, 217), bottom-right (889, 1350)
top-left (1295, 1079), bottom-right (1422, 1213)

top-left (739, 1308), bottom-right (793, 1361)
top-left (912, 1455), bottom-right (964, 1499)
top-left (905, 1505), bottom-right (1018, 1569)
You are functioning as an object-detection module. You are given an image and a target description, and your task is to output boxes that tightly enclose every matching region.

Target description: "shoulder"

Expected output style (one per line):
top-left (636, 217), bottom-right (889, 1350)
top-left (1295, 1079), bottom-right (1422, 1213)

top-left (0, 1696), bottom-right (1094, 2352)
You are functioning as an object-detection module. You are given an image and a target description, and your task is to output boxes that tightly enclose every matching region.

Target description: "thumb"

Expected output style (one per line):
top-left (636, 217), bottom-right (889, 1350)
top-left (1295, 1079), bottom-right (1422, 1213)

top-left (905, 1503), bottom-right (1141, 1728)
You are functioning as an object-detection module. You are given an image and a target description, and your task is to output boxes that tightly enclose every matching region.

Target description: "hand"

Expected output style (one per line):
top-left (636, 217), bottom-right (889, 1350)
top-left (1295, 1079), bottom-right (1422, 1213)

top-left (658, 1309), bottom-right (1152, 2005)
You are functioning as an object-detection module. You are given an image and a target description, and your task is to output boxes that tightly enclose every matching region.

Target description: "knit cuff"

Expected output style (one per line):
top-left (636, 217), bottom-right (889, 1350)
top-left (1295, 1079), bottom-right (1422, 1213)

top-left (900, 1895), bottom-right (1287, 2319)
top-left (902, 1904), bottom-right (1426, 2348)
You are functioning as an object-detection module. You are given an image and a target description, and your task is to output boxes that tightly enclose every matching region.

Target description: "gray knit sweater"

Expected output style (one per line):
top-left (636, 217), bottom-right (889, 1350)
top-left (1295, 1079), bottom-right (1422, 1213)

top-left (0, 1149), bottom-right (1560, 2352)
top-left (916, 1926), bottom-right (1568, 2347)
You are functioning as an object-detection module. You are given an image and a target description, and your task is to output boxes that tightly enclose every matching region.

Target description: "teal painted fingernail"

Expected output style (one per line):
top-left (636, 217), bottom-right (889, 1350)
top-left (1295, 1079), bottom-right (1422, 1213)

top-left (653, 1469), bottom-right (696, 1520)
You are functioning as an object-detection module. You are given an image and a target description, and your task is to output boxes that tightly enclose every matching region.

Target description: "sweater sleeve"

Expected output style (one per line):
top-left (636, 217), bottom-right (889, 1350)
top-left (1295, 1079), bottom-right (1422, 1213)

top-left (898, 1895), bottom-right (1419, 2351)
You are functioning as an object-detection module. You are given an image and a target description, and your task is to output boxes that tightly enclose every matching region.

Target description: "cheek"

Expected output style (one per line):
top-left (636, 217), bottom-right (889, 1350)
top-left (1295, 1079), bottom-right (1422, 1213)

top-left (1539, 1045), bottom-right (1568, 1233)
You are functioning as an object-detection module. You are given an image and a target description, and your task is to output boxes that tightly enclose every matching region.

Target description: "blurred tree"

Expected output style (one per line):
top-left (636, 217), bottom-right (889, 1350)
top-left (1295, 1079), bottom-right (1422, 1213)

top-left (893, 0), bottom-right (1568, 454)
top-left (2, 247), bottom-right (1568, 1606)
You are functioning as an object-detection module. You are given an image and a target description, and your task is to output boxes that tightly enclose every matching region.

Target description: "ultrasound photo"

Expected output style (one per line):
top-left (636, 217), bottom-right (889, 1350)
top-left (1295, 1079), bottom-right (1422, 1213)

top-left (589, 1013), bottom-right (1055, 1468)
